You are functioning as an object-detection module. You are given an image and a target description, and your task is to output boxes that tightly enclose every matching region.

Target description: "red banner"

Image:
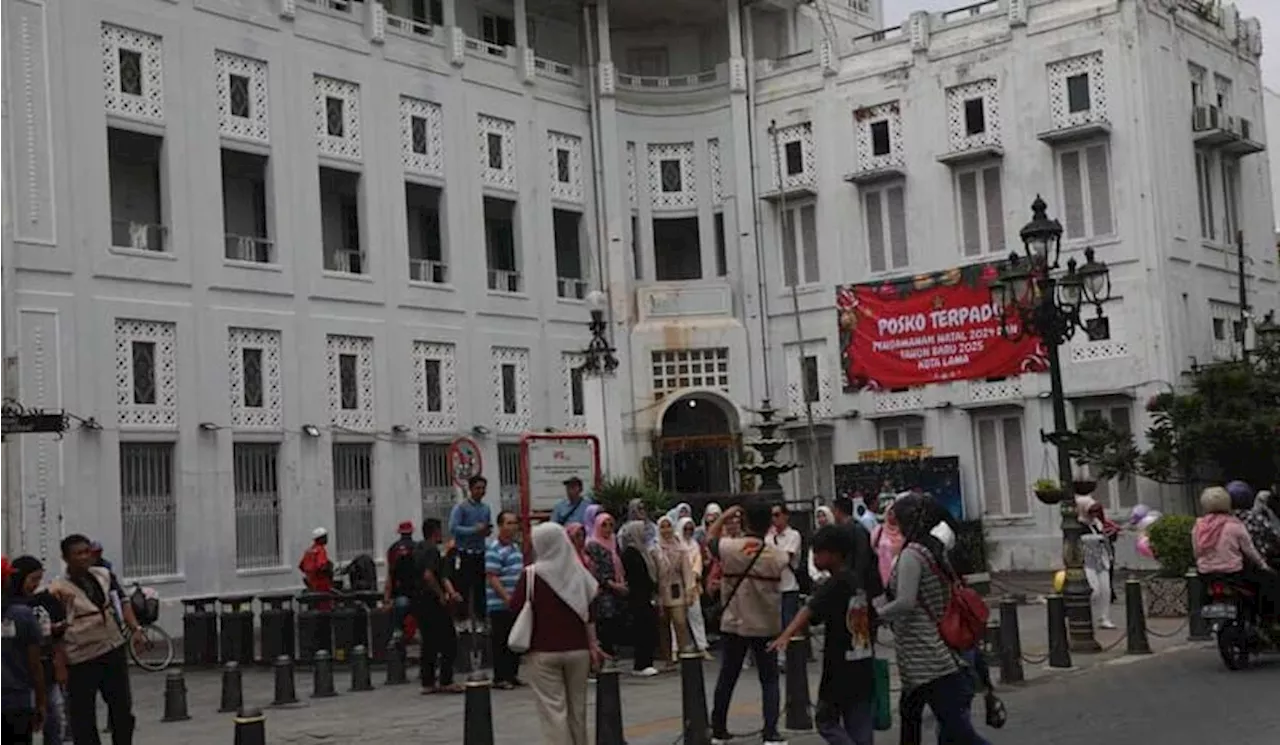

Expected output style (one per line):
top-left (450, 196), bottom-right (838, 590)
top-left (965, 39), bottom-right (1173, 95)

top-left (837, 263), bottom-right (1047, 391)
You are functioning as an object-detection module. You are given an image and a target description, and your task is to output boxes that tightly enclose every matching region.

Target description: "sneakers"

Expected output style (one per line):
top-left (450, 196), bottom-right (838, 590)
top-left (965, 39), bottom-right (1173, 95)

top-left (1098, 620), bottom-right (1117, 630)
top-left (762, 733), bottom-right (788, 745)
top-left (710, 731), bottom-right (733, 745)
top-left (632, 666), bottom-right (659, 677)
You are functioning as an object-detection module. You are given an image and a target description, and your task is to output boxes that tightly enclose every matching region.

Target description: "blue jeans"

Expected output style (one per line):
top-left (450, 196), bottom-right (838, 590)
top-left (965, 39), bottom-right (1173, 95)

top-left (391, 595), bottom-right (413, 630)
top-left (712, 634), bottom-right (780, 736)
top-left (781, 591), bottom-right (802, 631)
top-left (44, 684), bottom-right (63, 745)
top-left (899, 671), bottom-right (990, 745)
top-left (816, 697), bottom-right (874, 745)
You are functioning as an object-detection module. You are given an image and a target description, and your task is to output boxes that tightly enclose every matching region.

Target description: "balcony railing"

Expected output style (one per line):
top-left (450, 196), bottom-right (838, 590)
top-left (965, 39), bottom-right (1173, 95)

top-left (325, 248), bottom-right (366, 275)
top-left (464, 37), bottom-right (509, 59)
top-left (111, 219), bottom-right (168, 252)
top-left (557, 277), bottom-right (589, 300)
top-left (225, 234), bottom-right (274, 264)
top-left (534, 57), bottom-right (577, 82)
top-left (487, 268), bottom-right (522, 293)
top-left (301, 0), bottom-right (357, 14)
top-left (409, 258), bottom-right (448, 284)
top-left (940, 0), bottom-right (1000, 23)
top-left (385, 12), bottom-right (435, 37)
top-left (616, 68), bottom-right (720, 90)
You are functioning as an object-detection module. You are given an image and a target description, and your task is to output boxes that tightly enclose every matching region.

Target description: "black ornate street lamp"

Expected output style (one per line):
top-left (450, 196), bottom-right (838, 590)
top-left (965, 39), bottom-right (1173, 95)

top-left (991, 196), bottom-right (1111, 653)
top-left (1254, 309), bottom-right (1280, 351)
top-left (579, 290), bottom-right (619, 376)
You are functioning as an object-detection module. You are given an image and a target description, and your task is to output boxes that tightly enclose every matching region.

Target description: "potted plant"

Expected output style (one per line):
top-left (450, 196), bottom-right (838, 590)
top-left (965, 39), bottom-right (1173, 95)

top-left (1072, 477), bottom-right (1098, 496)
top-left (1032, 478), bottom-right (1065, 505)
top-left (1143, 514), bottom-right (1196, 618)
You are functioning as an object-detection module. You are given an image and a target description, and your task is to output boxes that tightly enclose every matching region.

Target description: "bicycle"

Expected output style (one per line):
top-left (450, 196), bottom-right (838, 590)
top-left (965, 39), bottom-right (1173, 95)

top-left (120, 584), bottom-right (175, 672)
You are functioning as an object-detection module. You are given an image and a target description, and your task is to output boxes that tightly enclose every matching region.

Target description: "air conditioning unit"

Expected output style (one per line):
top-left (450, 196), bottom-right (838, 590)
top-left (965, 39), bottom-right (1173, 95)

top-left (1192, 104), bottom-right (1221, 131)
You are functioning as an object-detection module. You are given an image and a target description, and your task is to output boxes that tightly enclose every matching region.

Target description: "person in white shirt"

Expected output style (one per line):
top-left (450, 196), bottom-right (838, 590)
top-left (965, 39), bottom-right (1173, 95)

top-left (767, 503), bottom-right (803, 636)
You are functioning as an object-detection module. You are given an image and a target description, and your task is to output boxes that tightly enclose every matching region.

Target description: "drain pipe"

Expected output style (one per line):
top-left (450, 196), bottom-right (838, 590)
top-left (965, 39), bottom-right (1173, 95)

top-left (741, 1), bottom-right (772, 398)
top-left (582, 3), bottom-right (609, 296)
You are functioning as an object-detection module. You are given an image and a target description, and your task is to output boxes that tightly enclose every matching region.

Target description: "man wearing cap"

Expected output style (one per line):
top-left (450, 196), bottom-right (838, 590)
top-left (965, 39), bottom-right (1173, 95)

top-left (551, 476), bottom-right (594, 526)
top-left (385, 522), bottom-right (420, 634)
top-left (299, 528), bottom-right (335, 610)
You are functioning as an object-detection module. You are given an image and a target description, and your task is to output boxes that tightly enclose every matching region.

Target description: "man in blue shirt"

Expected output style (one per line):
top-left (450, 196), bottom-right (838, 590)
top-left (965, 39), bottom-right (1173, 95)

top-left (485, 511), bottom-right (525, 688)
top-left (449, 475), bottom-right (492, 623)
top-left (551, 477), bottom-right (594, 526)
top-left (4, 560), bottom-right (48, 742)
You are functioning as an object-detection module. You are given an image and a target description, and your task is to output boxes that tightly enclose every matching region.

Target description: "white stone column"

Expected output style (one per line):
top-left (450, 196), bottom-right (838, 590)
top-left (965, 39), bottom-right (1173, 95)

top-left (583, 374), bottom-right (624, 477)
top-left (514, 0), bottom-right (529, 48)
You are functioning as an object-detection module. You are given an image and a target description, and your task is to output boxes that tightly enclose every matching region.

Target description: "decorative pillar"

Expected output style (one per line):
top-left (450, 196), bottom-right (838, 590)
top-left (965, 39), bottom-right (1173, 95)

top-left (444, 0), bottom-right (465, 67)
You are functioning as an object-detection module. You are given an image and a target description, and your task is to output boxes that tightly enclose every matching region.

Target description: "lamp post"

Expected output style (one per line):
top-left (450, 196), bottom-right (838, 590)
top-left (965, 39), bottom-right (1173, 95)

top-left (580, 290), bottom-right (619, 376)
top-left (991, 196), bottom-right (1112, 653)
top-left (578, 290), bottom-right (620, 474)
top-left (1253, 310), bottom-right (1280, 351)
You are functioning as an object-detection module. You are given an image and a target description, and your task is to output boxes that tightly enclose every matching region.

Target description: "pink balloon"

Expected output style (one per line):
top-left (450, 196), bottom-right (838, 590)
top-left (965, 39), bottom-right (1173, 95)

top-left (1136, 534), bottom-right (1155, 559)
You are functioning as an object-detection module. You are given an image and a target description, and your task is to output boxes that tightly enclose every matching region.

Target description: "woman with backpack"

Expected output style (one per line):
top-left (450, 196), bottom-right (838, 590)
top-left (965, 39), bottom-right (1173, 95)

top-left (875, 495), bottom-right (991, 745)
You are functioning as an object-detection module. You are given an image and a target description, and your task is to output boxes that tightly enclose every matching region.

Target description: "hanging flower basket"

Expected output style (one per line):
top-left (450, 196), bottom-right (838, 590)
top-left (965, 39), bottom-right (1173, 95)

top-left (1032, 479), bottom-right (1064, 505)
top-left (1072, 479), bottom-right (1098, 496)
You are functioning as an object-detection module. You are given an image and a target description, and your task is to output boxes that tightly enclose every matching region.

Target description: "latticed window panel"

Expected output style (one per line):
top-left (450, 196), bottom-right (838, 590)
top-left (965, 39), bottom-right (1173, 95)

top-left (784, 344), bottom-right (832, 418)
top-left (313, 75), bottom-right (362, 159)
top-left (413, 341), bottom-right (457, 433)
top-left (650, 348), bottom-right (729, 400)
top-left (332, 443), bottom-right (375, 561)
top-left (490, 346), bottom-right (531, 433)
top-left (400, 96), bottom-right (444, 174)
top-left (215, 51), bottom-right (269, 142)
top-left (102, 23), bottom-right (165, 121)
top-left (548, 131), bottom-right (584, 203)
top-left (119, 442), bottom-right (178, 578)
top-left (419, 443), bottom-right (455, 536)
top-left (647, 143), bottom-right (696, 210)
top-left (708, 139), bottom-right (724, 203)
top-left (769, 123), bottom-right (816, 191)
top-left (967, 377), bottom-right (1024, 404)
top-left (855, 101), bottom-right (904, 172)
top-left (872, 389), bottom-right (924, 414)
top-left (626, 143), bottom-right (638, 207)
top-left (228, 328), bottom-right (282, 429)
top-left (233, 442), bottom-right (282, 569)
top-left (561, 352), bottom-right (588, 431)
top-left (945, 78), bottom-right (1000, 152)
top-left (477, 114), bottom-right (517, 190)
top-left (326, 334), bottom-right (375, 430)
top-left (115, 319), bottom-right (177, 428)
top-left (1047, 51), bottom-right (1107, 130)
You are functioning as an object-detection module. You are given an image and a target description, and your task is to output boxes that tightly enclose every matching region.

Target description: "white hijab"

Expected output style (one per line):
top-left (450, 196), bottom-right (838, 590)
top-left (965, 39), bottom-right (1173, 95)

top-left (929, 521), bottom-right (956, 551)
top-left (532, 522), bottom-right (598, 621)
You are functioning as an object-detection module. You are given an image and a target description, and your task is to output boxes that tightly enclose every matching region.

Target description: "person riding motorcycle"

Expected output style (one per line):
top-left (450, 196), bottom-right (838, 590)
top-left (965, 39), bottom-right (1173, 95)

top-left (1194, 486), bottom-right (1278, 619)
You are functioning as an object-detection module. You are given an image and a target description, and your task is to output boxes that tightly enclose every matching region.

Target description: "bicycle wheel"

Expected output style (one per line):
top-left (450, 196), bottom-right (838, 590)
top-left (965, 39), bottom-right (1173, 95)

top-left (130, 624), bottom-right (175, 672)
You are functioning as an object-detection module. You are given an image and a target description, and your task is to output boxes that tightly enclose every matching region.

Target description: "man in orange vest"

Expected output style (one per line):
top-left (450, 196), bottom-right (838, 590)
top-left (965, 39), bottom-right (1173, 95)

top-left (299, 527), bottom-right (335, 610)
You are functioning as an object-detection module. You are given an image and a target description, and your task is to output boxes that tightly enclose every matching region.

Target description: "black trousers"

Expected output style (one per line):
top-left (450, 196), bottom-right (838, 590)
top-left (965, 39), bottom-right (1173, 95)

top-left (416, 601), bottom-right (457, 687)
top-left (596, 614), bottom-right (625, 657)
top-left (489, 609), bottom-right (520, 683)
top-left (627, 602), bottom-right (658, 670)
top-left (67, 645), bottom-right (135, 745)
top-left (456, 554), bottom-right (488, 623)
top-left (1, 709), bottom-right (35, 744)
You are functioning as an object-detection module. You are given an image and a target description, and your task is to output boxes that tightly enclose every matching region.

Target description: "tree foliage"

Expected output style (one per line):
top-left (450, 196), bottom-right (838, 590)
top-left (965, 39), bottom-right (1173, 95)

top-left (1064, 341), bottom-right (1280, 489)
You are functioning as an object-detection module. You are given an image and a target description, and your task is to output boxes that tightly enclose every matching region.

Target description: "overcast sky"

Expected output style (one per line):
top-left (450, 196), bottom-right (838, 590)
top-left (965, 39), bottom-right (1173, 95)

top-left (884, 0), bottom-right (1280, 89)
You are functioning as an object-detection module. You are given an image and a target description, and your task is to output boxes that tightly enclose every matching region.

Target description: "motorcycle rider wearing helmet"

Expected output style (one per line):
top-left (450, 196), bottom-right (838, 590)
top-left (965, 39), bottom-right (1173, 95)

top-left (1194, 486), bottom-right (1277, 618)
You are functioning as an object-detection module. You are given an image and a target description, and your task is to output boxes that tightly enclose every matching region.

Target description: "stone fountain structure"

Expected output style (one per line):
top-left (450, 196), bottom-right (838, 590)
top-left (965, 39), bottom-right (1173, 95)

top-left (737, 398), bottom-right (800, 496)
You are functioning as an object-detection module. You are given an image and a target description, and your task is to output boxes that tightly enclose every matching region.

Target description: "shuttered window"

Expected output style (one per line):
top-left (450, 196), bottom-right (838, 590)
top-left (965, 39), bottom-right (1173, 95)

top-left (1077, 405), bottom-right (1139, 509)
top-left (956, 165), bottom-right (1005, 256)
top-left (1058, 143), bottom-right (1114, 240)
top-left (865, 183), bottom-right (909, 272)
top-left (975, 414), bottom-right (1029, 516)
top-left (780, 202), bottom-right (819, 286)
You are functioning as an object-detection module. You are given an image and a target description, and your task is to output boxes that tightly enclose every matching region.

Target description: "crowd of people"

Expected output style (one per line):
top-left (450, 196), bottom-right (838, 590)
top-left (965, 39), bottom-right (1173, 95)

top-left (3, 536), bottom-right (143, 745)
top-left (365, 472), bottom-right (1005, 745)
top-left (1192, 481), bottom-right (1279, 618)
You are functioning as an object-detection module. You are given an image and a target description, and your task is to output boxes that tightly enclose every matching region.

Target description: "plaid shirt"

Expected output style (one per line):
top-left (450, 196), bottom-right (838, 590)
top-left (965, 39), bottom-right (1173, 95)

top-left (1237, 510), bottom-right (1280, 560)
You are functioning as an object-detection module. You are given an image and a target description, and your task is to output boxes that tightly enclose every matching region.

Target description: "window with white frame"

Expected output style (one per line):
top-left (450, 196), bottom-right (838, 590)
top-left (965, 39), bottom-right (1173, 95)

top-left (878, 420), bottom-right (924, 450)
top-left (1195, 150), bottom-right (1216, 241)
top-left (1075, 404), bottom-right (1137, 509)
top-left (1210, 301), bottom-right (1243, 360)
top-left (233, 442), bottom-right (282, 569)
top-left (780, 202), bottom-right (819, 286)
top-left (651, 348), bottom-right (729, 399)
top-left (498, 442), bottom-right (521, 513)
top-left (974, 413), bottom-right (1029, 516)
top-left (1057, 142), bottom-right (1113, 240)
top-left (1222, 158), bottom-right (1240, 242)
top-left (419, 442), bottom-right (454, 533)
top-left (864, 183), bottom-right (908, 272)
top-left (956, 165), bottom-right (1005, 256)
top-left (119, 442), bottom-right (178, 578)
top-left (332, 442), bottom-right (375, 561)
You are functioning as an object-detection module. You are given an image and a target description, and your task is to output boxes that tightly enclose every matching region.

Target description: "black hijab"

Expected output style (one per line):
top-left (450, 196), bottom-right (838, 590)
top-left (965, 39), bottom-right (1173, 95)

top-left (4, 555), bottom-right (43, 609)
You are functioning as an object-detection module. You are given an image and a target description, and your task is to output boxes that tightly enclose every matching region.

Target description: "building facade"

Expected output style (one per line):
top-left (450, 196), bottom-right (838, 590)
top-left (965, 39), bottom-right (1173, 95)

top-left (3, 0), bottom-right (1278, 604)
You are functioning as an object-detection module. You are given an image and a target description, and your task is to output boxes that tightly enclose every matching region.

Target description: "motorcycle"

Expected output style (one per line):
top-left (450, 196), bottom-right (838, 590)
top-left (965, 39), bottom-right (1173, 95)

top-left (1201, 575), bottom-right (1279, 670)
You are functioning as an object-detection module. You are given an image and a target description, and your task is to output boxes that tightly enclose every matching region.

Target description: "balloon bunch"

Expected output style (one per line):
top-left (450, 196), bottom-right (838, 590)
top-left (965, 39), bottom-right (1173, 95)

top-left (1129, 503), bottom-right (1163, 559)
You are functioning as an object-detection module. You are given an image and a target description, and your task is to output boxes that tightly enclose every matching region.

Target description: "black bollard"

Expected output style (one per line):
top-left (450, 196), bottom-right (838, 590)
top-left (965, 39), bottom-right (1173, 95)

top-left (1186, 571), bottom-right (1211, 641)
top-left (161, 669), bottom-right (191, 722)
top-left (784, 636), bottom-right (813, 731)
top-left (1046, 594), bottom-right (1073, 669)
top-left (998, 599), bottom-right (1024, 684)
top-left (312, 650), bottom-right (338, 698)
top-left (678, 650), bottom-right (711, 745)
top-left (1125, 579), bottom-right (1152, 655)
top-left (349, 645), bottom-right (374, 692)
top-left (595, 659), bottom-right (625, 745)
top-left (463, 672), bottom-right (495, 745)
top-left (233, 707), bottom-right (267, 745)
top-left (218, 661), bottom-right (244, 713)
top-left (271, 655), bottom-right (299, 706)
top-left (385, 635), bottom-right (408, 685)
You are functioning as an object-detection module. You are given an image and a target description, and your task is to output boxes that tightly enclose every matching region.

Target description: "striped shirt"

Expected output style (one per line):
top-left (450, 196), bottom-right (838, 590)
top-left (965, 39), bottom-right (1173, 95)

top-left (485, 538), bottom-right (524, 613)
top-left (886, 546), bottom-right (959, 690)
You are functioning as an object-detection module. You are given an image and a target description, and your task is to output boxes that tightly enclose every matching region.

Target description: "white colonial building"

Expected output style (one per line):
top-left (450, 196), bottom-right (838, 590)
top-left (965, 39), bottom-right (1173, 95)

top-left (3, 0), bottom-right (1278, 604)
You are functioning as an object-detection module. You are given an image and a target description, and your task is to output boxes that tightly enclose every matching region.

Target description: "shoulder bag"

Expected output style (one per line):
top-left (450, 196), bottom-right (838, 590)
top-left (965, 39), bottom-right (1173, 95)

top-left (507, 566), bottom-right (536, 653)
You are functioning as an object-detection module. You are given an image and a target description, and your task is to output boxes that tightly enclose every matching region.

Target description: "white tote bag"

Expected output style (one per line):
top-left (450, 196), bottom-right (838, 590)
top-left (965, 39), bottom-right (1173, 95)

top-left (507, 566), bottom-right (536, 653)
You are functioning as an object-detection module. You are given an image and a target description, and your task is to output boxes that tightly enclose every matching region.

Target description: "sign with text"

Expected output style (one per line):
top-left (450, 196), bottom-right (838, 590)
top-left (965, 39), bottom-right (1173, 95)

top-left (837, 262), bottom-right (1047, 391)
top-left (520, 434), bottom-right (601, 514)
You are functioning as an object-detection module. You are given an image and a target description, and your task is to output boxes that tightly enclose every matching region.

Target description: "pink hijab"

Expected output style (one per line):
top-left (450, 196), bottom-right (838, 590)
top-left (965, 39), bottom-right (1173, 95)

top-left (565, 523), bottom-right (590, 568)
top-left (586, 512), bottom-right (625, 579)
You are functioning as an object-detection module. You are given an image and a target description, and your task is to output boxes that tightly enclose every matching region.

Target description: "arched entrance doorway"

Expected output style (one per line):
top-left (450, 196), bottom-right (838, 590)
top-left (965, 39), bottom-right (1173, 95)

top-left (656, 392), bottom-right (738, 496)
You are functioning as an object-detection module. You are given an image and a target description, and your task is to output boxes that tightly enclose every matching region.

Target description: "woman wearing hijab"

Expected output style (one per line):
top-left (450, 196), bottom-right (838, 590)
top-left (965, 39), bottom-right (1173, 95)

top-left (509, 523), bottom-right (606, 745)
top-left (678, 517), bottom-right (711, 658)
top-left (655, 515), bottom-right (695, 663)
top-left (565, 523), bottom-right (590, 568)
top-left (1076, 497), bottom-right (1117, 629)
top-left (618, 520), bottom-right (660, 676)
top-left (870, 505), bottom-right (905, 589)
top-left (627, 499), bottom-right (658, 548)
top-left (695, 503), bottom-right (723, 545)
top-left (668, 502), bottom-right (693, 525)
top-left (8, 556), bottom-right (65, 745)
top-left (583, 505), bottom-right (602, 541)
top-left (807, 507), bottom-right (837, 585)
top-left (584, 512), bottom-right (628, 657)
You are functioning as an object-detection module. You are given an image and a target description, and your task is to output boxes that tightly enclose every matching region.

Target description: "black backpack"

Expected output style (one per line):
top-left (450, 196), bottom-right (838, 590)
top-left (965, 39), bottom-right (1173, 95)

top-left (344, 554), bottom-right (378, 592)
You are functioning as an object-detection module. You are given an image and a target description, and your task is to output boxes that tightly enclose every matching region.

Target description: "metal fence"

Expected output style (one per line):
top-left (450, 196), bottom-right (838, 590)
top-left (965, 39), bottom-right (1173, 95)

top-left (332, 443), bottom-right (375, 561)
top-left (119, 442), bottom-right (178, 578)
top-left (232, 442), bottom-right (282, 569)
top-left (419, 442), bottom-right (455, 536)
top-left (498, 443), bottom-right (521, 514)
